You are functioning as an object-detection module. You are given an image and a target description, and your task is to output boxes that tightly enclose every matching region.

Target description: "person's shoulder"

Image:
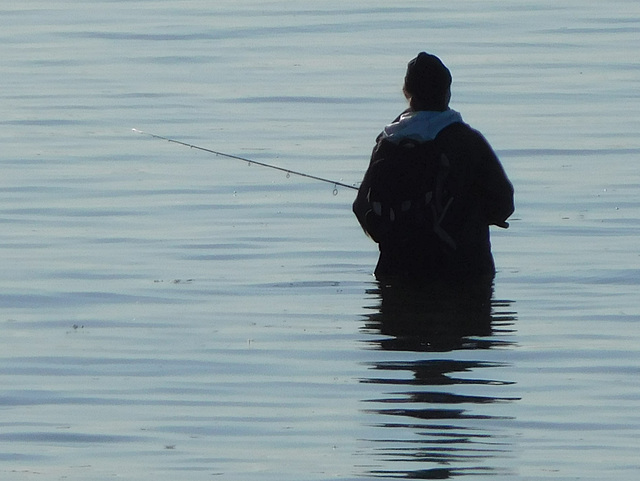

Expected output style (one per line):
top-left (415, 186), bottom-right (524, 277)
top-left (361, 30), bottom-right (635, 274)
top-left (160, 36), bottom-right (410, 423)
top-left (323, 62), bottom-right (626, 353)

top-left (436, 121), bottom-right (499, 164)
top-left (439, 121), bottom-right (491, 146)
top-left (440, 120), bottom-right (477, 136)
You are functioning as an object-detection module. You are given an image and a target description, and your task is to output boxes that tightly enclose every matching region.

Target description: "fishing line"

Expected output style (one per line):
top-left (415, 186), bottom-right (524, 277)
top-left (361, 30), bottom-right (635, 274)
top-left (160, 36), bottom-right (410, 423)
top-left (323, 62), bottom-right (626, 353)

top-left (132, 129), bottom-right (358, 193)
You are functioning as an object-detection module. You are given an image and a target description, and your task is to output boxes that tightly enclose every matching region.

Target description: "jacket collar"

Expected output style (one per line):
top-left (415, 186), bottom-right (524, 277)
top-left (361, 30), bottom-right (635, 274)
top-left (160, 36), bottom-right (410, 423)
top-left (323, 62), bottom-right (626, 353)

top-left (381, 109), bottom-right (463, 143)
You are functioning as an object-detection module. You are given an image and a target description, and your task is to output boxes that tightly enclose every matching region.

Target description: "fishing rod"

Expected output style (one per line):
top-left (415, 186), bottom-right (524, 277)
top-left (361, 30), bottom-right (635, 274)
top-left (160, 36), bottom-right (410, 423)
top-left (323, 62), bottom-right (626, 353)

top-left (132, 129), bottom-right (358, 193)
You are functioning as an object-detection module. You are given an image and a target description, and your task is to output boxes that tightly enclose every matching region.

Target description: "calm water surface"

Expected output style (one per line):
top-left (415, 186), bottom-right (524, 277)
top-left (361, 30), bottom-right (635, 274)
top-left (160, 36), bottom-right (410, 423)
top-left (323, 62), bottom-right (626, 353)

top-left (1, 1), bottom-right (640, 480)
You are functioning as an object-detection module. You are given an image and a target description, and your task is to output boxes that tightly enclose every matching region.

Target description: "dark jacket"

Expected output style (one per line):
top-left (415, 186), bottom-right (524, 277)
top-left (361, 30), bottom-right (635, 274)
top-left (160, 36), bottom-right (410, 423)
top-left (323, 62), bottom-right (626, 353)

top-left (353, 110), bottom-right (514, 282)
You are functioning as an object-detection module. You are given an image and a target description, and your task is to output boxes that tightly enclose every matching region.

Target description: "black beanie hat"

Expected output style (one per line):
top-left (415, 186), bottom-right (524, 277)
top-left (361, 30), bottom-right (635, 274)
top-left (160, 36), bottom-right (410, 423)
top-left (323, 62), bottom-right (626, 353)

top-left (403, 52), bottom-right (452, 107)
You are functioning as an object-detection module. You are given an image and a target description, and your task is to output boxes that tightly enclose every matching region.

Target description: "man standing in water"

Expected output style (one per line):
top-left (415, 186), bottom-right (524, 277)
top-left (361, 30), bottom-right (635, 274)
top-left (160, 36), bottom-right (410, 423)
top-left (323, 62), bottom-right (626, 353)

top-left (353, 52), bottom-right (514, 283)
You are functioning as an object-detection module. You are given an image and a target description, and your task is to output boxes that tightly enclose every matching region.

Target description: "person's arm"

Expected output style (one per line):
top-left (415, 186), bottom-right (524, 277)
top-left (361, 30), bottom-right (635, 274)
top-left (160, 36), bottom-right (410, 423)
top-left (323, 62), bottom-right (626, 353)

top-left (352, 141), bottom-right (383, 235)
top-left (474, 134), bottom-right (514, 228)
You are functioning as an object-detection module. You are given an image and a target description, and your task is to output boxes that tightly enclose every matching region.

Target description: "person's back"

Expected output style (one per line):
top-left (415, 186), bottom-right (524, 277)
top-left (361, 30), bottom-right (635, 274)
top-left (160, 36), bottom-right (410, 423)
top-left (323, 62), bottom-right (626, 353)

top-left (353, 52), bottom-right (514, 283)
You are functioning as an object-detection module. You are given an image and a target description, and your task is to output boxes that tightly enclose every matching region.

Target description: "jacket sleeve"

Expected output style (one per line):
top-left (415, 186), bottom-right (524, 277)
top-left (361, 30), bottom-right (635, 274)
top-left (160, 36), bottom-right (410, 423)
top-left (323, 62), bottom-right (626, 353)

top-left (354, 112), bottom-right (408, 233)
top-left (352, 141), bottom-right (382, 236)
top-left (473, 133), bottom-right (514, 228)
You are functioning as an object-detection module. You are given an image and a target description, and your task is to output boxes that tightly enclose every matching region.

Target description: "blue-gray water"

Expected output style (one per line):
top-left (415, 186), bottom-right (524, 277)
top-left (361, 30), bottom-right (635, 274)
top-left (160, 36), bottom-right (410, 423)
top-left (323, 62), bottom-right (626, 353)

top-left (2, 1), bottom-right (640, 480)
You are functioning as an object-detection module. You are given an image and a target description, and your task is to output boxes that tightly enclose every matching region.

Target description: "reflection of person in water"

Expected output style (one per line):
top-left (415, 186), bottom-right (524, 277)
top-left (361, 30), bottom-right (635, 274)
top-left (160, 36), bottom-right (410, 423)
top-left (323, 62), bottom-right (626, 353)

top-left (363, 277), bottom-right (496, 351)
top-left (353, 52), bottom-right (514, 283)
top-left (361, 279), bottom-right (519, 478)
